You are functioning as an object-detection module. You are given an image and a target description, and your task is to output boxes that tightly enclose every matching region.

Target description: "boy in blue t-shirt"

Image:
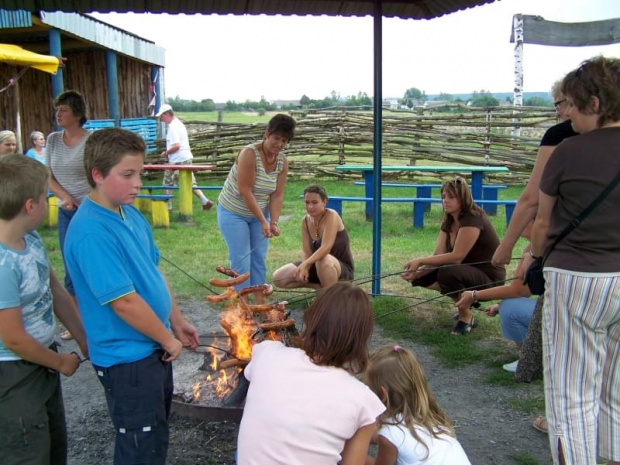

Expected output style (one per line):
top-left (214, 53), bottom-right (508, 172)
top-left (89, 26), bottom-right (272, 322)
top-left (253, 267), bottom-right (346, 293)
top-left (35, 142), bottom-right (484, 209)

top-left (64, 128), bottom-right (199, 465)
top-left (0, 155), bottom-right (88, 464)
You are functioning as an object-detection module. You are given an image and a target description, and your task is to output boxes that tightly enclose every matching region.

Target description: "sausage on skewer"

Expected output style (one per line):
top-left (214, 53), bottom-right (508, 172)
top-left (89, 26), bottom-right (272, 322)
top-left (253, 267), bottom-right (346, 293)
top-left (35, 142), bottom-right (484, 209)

top-left (206, 286), bottom-right (236, 303)
top-left (239, 284), bottom-right (274, 297)
top-left (209, 272), bottom-right (250, 288)
top-left (215, 266), bottom-right (240, 278)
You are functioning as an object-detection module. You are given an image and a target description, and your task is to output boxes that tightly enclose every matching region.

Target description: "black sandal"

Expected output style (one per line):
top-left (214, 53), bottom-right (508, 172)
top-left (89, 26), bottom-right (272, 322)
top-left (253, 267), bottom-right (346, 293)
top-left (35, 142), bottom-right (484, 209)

top-left (452, 317), bottom-right (475, 335)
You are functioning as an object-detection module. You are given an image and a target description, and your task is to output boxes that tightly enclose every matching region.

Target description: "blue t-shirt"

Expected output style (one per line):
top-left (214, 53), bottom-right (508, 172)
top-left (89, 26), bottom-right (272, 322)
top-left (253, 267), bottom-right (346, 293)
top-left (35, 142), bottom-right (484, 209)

top-left (0, 231), bottom-right (55, 361)
top-left (65, 197), bottom-right (172, 367)
top-left (25, 147), bottom-right (46, 164)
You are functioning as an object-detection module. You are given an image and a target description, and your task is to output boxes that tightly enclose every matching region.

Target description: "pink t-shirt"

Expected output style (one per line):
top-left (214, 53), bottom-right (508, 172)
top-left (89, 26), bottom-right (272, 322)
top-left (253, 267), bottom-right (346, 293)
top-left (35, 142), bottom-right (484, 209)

top-left (237, 341), bottom-right (385, 465)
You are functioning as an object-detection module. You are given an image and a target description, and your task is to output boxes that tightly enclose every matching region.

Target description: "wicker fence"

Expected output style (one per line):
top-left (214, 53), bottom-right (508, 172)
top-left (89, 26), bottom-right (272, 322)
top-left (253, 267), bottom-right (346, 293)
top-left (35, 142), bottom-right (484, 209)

top-left (160, 105), bottom-right (557, 185)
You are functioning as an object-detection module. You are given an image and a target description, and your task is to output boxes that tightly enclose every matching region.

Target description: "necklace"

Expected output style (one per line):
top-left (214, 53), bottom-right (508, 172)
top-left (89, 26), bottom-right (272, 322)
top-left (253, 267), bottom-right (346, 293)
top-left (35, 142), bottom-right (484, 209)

top-left (262, 143), bottom-right (277, 166)
top-left (311, 212), bottom-right (325, 239)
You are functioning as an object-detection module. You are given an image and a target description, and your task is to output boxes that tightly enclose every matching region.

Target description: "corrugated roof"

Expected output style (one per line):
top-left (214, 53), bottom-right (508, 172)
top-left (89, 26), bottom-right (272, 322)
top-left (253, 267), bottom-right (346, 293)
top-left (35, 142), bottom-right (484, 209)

top-left (0, 0), bottom-right (497, 20)
top-left (39, 11), bottom-right (165, 65)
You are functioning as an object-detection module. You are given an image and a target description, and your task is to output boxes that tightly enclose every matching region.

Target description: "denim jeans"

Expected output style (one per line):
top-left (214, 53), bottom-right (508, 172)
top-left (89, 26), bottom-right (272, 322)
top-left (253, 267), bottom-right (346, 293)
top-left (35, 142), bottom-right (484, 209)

top-left (217, 203), bottom-right (269, 289)
top-left (93, 351), bottom-right (173, 465)
top-left (58, 207), bottom-right (78, 295)
top-left (499, 297), bottom-right (537, 343)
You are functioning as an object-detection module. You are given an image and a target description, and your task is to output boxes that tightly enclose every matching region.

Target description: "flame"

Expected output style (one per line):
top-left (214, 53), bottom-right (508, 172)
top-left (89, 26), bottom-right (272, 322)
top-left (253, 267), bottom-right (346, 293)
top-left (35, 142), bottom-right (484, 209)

top-left (192, 381), bottom-right (202, 401)
top-left (220, 300), bottom-right (257, 361)
top-left (202, 291), bottom-right (258, 399)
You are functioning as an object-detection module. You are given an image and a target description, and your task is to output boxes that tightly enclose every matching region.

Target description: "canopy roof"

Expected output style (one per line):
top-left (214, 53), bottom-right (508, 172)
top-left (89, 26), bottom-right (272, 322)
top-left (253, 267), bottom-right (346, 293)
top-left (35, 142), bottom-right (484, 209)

top-left (0, 43), bottom-right (59, 73)
top-left (0, 0), bottom-right (496, 20)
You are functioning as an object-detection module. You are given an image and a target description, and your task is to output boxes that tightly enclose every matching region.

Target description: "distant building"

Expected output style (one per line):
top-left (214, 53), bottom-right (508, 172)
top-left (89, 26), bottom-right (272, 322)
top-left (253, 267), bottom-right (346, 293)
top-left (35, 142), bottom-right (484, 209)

top-left (273, 99), bottom-right (301, 109)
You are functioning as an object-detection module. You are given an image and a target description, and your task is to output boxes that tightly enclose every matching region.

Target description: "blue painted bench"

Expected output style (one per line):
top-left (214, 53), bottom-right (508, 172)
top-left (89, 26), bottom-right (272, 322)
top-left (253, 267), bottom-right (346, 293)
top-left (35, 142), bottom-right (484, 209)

top-left (83, 118), bottom-right (158, 153)
top-left (136, 194), bottom-right (174, 228)
top-left (354, 182), bottom-right (507, 214)
top-left (121, 117), bottom-right (158, 153)
top-left (326, 196), bottom-right (516, 229)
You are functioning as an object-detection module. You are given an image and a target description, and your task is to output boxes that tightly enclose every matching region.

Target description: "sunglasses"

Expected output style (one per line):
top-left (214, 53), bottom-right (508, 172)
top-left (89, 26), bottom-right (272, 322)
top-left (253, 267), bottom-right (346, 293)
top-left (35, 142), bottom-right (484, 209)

top-left (554, 99), bottom-right (566, 108)
top-left (450, 177), bottom-right (463, 186)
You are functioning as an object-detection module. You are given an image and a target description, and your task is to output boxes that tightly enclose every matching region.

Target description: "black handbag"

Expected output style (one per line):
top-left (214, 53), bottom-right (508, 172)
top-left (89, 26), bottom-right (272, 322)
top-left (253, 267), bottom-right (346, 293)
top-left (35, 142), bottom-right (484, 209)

top-left (524, 172), bottom-right (620, 295)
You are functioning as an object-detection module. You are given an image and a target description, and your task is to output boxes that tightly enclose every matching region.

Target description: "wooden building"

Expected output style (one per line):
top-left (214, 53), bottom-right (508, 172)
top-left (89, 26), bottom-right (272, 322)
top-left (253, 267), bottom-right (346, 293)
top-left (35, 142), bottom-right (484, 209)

top-left (0, 10), bottom-right (165, 151)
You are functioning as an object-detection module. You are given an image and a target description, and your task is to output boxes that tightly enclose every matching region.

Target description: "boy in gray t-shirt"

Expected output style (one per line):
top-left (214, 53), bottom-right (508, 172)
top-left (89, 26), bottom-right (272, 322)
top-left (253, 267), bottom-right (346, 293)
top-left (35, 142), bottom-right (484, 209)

top-left (0, 155), bottom-right (87, 464)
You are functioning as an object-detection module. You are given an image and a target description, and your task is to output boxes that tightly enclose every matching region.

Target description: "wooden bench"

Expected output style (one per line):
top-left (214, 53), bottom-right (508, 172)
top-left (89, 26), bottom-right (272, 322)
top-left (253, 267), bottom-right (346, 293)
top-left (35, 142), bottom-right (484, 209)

top-left (136, 194), bottom-right (174, 228)
top-left (354, 182), bottom-right (507, 214)
top-left (326, 196), bottom-right (516, 229)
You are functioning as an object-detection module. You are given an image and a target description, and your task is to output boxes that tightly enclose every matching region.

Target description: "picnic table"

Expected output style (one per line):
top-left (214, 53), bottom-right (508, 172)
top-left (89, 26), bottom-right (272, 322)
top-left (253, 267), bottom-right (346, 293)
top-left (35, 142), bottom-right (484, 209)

top-left (143, 164), bottom-right (215, 222)
top-left (335, 164), bottom-right (509, 219)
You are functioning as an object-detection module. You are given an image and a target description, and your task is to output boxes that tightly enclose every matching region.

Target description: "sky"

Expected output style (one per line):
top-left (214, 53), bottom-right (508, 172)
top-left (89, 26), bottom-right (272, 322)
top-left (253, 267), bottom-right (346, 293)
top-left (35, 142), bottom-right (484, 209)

top-left (92, 0), bottom-right (620, 103)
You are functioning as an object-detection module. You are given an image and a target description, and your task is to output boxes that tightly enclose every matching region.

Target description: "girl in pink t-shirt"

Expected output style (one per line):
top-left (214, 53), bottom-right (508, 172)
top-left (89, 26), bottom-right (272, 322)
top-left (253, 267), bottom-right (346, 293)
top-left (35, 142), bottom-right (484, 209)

top-left (364, 346), bottom-right (471, 465)
top-left (237, 282), bottom-right (385, 465)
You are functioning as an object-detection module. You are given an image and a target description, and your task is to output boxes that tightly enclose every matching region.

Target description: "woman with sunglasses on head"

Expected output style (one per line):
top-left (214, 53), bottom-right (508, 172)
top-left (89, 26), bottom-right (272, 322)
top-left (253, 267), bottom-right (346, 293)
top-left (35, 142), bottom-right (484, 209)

top-left (531, 56), bottom-right (620, 465)
top-left (402, 177), bottom-right (505, 335)
top-left (272, 184), bottom-right (354, 290)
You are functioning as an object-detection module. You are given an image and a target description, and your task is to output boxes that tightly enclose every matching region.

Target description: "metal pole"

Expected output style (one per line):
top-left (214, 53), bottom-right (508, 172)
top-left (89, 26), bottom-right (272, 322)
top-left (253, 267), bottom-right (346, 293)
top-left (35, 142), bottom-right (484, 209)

top-left (106, 50), bottom-right (120, 126)
top-left (372, 0), bottom-right (383, 296)
top-left (48, 28), bottom-right (64, 130)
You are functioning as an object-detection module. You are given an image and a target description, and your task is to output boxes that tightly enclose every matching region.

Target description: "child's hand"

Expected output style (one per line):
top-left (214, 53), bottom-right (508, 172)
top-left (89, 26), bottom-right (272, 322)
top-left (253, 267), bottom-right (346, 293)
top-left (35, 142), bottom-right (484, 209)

top-left (58, 352), bottom-right (80, 376)
top-left (161, 338), bottom-right (183, 362)
top-left (172, 320), bottom-right (200, 350)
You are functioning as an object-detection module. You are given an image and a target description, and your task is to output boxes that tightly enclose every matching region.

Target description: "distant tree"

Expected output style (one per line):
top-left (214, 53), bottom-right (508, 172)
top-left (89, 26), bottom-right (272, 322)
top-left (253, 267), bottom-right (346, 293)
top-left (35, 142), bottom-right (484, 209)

top-left (470, 90), bottom-right (499, 108)
top-left (300, 94), bottom-right (311, 106)
top-left (200, 98), bottom-right (216, 111)
top-left (225, 100), bottom-right (241, 111)
top-left (436, 92), bottom-right (453, 101)
top-left (401, 87), bottom-right (426, 108)
top-left (404, 87), bottom-right (426, 100)
top-left (524, 96), bottom-right (552, 107)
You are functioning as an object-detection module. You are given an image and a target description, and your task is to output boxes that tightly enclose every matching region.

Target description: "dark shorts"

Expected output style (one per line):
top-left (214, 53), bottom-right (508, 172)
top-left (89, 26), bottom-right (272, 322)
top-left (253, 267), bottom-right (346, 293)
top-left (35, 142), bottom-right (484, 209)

top-left (410, 265), bottom-right (503, 297)
top-left (93, 350), bottom-right (173, 465)
top-left (0, 348), bottom-right (67, 465)
top-left (293, 259), bottom-right (354, 285)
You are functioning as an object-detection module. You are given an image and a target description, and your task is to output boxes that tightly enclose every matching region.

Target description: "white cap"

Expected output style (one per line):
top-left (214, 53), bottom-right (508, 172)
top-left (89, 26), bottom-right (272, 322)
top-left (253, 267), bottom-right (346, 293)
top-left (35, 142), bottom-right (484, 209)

top-left (155, 103), bottom-right (173, 117)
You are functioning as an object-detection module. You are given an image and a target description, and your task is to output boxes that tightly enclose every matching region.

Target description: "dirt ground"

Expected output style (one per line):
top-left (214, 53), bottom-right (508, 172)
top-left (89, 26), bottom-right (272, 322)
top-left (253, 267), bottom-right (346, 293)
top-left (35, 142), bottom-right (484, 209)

top-left (60, 298), bottom-right (552, 465)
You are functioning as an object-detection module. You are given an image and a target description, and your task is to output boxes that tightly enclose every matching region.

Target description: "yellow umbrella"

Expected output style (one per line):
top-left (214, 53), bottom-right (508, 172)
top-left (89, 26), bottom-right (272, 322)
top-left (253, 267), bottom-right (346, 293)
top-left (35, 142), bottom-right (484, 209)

top-left (0, 43), bottom-right (60, 74)
top-left (0, 44), bottom-right (61, 153)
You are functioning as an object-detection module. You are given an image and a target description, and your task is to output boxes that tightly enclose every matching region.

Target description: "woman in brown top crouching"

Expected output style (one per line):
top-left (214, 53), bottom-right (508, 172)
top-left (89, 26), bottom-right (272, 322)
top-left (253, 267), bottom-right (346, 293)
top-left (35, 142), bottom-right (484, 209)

top-left (402, 177), bottom-right (505, 335)
top-left (272, 185), bottom-right (354, 290)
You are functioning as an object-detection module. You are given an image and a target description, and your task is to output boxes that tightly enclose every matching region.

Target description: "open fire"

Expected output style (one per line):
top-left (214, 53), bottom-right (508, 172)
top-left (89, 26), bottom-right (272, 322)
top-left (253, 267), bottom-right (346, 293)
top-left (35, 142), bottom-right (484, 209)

top-left (179, 267), bottom-right (297, 408)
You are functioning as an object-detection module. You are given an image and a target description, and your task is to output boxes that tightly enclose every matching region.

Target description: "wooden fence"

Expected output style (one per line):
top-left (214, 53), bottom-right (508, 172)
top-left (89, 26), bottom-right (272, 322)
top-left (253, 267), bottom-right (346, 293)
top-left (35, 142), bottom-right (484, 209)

top-left (158, 105), bottom-right (558, 185)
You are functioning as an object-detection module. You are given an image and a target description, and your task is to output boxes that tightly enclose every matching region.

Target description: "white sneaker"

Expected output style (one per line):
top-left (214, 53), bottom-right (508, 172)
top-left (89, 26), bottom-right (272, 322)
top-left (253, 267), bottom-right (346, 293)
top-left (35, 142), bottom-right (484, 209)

top-left (503, 359), bottom-right (519, 372)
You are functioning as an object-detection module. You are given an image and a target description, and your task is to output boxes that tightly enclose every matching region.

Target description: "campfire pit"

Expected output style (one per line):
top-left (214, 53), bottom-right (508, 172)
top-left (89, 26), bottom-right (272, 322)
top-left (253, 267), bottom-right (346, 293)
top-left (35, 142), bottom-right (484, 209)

top-left (171, 269), bottom-right (300, 423)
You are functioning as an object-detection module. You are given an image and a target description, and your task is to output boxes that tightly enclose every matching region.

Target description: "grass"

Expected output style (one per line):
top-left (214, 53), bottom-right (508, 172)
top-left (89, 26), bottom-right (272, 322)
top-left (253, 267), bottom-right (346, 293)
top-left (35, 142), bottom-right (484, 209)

top-left (175, 111), bottom-right (274, 124)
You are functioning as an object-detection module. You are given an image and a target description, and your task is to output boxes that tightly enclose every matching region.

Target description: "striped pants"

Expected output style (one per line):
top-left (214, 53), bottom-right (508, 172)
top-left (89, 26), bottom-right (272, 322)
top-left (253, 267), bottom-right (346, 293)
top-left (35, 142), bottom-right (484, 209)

top-left (542, 269), bottom-right (620, 464)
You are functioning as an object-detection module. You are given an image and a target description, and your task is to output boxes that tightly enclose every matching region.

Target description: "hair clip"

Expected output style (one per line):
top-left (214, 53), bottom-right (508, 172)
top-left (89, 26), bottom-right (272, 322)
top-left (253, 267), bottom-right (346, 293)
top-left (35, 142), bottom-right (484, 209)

top-left (393, 345), bottom-right (402, 352)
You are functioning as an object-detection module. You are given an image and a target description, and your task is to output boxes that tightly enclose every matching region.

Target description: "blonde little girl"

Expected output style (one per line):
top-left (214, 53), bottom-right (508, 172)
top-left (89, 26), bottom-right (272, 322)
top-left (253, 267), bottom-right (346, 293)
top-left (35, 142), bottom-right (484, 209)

top-left (364, 346), bottom-right (471, 465)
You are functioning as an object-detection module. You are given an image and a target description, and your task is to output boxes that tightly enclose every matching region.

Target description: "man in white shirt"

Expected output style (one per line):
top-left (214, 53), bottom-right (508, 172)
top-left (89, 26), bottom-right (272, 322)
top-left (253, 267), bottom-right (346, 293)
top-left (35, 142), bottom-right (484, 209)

top-left (156, 104), bottom-right (213, 211)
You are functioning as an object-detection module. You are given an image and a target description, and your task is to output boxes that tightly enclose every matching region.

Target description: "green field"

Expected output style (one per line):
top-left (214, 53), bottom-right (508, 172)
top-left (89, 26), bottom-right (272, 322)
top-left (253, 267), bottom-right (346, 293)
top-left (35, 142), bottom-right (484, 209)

top-left (176, 111), bottom-right (274, 124)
